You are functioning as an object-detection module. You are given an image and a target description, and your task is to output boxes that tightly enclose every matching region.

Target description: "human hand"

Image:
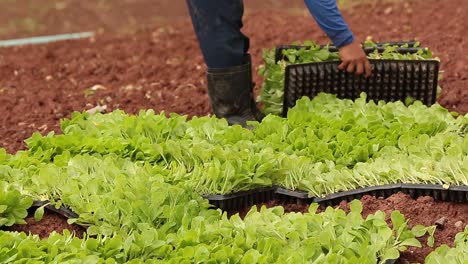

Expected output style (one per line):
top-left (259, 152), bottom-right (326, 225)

top-left (338, 41), bottom-right (372, 77)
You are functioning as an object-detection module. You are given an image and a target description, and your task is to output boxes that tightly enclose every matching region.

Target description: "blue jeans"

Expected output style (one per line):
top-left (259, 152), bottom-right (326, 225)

top-left (186, 0), bottom-right (249, 69)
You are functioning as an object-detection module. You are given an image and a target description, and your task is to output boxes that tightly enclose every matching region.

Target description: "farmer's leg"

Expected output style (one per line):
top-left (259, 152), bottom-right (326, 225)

top-left (186, 0), bottom-right (249, 68)
top-left (186, 0), bottom-right (263, 127)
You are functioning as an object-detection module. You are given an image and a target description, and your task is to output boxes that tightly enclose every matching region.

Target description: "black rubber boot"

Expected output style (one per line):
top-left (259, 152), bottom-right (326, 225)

top-left (206, 55), bottom-right (264, 127)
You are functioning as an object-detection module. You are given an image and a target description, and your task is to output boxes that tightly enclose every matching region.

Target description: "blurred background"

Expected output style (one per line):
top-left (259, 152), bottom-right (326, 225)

top-left (0, 0), bottom-right (320, 39)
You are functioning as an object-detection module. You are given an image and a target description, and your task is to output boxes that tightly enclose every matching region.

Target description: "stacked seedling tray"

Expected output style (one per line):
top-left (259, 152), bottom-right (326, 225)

top-left (275, 42), bottom-right (440, 117)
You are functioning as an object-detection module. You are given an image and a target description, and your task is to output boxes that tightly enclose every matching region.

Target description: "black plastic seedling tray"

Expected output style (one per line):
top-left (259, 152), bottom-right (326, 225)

top-left (282, 59), bottom-right (439, 117)
top-left (274, 44), bottom-right (425, 64)
top-left (275, 46), bottom-right (425, 62)
top-left (204, 184), bottom-right (468, 212)
top-left (313, 184), bottom-right (403, 207)
top-left (312, 184), bottom-right (468, 208)
top-left (32, 200), bottom-right (79, 219)
top-left (373, 41), bottom-right (419, 47)
top-left (274, 186), bottom-right (313, 204)
top-left (275, 45), bottom-right (440, 117)
top-left (401, 184), bottom-right (468, 203)
top-left (203, 187), bottom-right (277, 212)
top-left (204, 186), bottom-right (314, 211)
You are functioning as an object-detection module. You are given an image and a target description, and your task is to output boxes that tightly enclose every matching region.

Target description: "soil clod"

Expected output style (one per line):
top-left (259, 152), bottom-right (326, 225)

top-left (435, 216), bottom-right (447, 229)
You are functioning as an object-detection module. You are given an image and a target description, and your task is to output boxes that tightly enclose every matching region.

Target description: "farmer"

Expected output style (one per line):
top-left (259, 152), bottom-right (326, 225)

top-left (186, 0), bottom-right (372, 127)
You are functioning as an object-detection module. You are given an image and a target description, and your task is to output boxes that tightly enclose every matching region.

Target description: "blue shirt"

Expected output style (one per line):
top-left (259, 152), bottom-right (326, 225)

top-left (304, 0), bottom-right (354, 47)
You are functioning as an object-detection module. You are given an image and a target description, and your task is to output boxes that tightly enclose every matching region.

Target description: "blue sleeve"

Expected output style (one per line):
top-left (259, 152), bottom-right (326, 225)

top-left (304, 0), bottom-right (354, 48)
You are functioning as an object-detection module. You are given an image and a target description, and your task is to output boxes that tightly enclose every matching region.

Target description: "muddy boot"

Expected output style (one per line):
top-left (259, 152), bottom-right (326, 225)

top-left (206, 55), bottom-right (264, 127)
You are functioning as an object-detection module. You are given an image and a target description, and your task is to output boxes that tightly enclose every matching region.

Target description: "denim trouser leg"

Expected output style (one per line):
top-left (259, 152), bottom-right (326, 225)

top-left (186, 0), bottom-right (249, 69)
